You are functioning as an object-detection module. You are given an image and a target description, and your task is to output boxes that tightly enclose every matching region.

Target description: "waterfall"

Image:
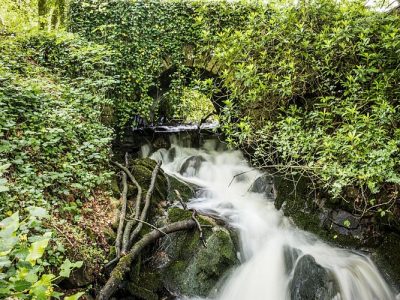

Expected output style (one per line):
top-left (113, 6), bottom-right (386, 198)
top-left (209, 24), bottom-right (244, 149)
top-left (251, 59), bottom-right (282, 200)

top-left (148, 136), bottom-right (397, 300)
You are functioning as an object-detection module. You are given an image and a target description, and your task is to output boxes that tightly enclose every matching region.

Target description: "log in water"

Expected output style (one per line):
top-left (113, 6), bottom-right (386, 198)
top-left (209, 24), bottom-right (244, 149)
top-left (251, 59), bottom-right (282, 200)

top-left (147, 136), bottom-right (398, 300)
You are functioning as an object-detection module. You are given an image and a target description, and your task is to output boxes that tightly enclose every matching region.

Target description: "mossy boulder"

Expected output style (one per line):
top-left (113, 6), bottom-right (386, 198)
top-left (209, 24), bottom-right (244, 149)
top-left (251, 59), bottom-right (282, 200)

top-left (129, 158), bottom-right (168, 201)
top-left (167, 174), bottom-right (195, 203)
top-left (126, 207), bottom-right (238, 299)
top-left (159, 212), bottom-right (238, 297)
top-left (274, 174), bottom-right (366, 248)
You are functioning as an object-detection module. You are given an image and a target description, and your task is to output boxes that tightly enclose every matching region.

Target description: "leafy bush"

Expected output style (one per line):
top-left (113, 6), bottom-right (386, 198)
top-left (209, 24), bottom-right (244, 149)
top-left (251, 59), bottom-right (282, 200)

top-left (0, 207), bottom-right (83, 299)
top-left (0, 33), bottom-right (113, 215)
top-left (212, 0), bottom-right (400, 216)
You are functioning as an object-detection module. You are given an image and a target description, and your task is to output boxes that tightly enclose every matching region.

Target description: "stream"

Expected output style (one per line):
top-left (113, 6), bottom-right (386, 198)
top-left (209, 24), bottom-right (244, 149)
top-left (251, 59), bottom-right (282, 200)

top-left (146, 135), bottom-right (398, 300)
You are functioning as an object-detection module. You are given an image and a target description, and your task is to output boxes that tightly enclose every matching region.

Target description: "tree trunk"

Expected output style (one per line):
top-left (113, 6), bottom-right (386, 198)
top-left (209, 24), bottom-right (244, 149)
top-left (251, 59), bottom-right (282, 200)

top-left (38, 0), bottom-right (47, 30)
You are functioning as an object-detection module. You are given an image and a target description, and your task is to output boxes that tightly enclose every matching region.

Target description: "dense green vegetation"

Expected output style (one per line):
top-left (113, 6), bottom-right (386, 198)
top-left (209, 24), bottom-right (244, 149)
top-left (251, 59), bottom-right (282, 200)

top-left (214, 1), bottom-right (400, 220)
top-left (69, 0), bottom-right (400, 219)
top-left (1, 0), bottom-right (400, 298)
top-left (1, 2), bottom-right (116, 298)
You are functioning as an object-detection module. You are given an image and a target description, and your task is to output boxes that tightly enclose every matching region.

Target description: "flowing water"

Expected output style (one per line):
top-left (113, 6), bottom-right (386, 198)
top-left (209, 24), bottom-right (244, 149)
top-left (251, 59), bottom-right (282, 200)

top-left (147, 136), bottom-right (398, 300)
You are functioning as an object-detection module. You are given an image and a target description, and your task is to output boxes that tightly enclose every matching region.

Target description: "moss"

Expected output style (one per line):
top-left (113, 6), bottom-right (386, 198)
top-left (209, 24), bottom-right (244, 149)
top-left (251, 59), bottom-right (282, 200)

top-left (127, 282), bottom-right (158, 300)
top-left (128, 263), bottom-right (162, 299)
top-left (161, 226), bottom-right (238, 297)
top-left (167, 174), bottom-right (195, 203)
top-left (130, 158), bottom-right (168, 200)
top-left (168, 207), bottom-right (194, 222)
top-left (168, 207), bottom-right (213, 226)
top-left (274, 174), bottom-right (362, 248)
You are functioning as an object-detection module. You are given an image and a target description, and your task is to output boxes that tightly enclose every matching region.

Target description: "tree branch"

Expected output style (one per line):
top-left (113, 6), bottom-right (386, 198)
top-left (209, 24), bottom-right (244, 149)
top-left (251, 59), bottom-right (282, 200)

top-left (128, 161), bottom-right (162, 249)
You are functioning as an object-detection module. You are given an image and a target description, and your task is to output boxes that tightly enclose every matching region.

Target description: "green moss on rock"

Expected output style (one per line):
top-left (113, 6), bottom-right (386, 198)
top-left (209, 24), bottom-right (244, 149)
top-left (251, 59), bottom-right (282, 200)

top-left (275, 174), bottom-right (362, 248)
top-left (167, 174), bottom-right (195, 203)
top-left (130, 158), bottom-right (168, 201)
top-left (161, 226), bottom-right (238, 297)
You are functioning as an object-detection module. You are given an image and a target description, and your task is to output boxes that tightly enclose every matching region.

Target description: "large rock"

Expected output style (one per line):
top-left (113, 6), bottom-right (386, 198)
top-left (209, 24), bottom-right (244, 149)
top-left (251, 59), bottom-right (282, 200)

top-left (126, 205), bottom-right (238, 299)
top-left (248, 174), bottom-right (275, 199)
top-left (289, 255), bottom-right (338, 300)
top-left (283, 246), bottom-right (301, 275)
top-left (158, 208), bottom-right (239, 297)
top-left (328, 209), bottom-right (361, 237)
top-left (179, 155), bottom-right (205, 176)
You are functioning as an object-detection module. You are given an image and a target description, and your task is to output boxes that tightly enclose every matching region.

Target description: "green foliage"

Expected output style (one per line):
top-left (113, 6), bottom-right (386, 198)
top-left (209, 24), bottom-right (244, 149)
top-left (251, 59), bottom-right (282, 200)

top-left (0, 32), bottom-right (114, 215)
top-left (0, 208), bottom-right (83, 299)
top-left (68, 0), bottom-right (255, 127)
top-left (212, 0), bottom-right (400, 215)
top-left (0, 0), bottom-right (69, 32)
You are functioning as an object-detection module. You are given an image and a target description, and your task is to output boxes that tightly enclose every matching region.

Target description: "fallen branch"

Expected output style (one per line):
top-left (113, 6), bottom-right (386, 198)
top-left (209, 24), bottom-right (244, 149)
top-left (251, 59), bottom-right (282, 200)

top-left (111, 160), bottom-right (144, 253)
top-left (174, 189), bottom-right (187, 210)
top-left (192, 210), bottom-right (207, 247)
top-left (175, 189), bottom-right (206, 247)
top-left (115, 170), bottom-right (128, 257)
top-left (126, 217), bottom-right (167, 236)
top-left (128, 161), bottom-right (162, 249)
top-left (97, 219), bottom-right (196, 300)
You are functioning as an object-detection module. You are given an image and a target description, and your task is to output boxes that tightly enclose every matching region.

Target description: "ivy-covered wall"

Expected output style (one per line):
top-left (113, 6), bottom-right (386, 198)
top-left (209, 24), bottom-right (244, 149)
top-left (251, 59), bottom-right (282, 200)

top-left (68, 0), bottom-right (256, 127)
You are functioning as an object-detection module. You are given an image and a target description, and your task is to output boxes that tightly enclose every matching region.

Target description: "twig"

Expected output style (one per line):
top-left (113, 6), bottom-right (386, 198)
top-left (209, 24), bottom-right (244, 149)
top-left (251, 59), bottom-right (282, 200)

top-left (52, 224), bottom-right (74, 247)
top-left (191, 210), bottom-right (207, 247)
top-left (174, 189), bottom-right (187, 210)
top-left (115, 162), bottom-right (128, 258)
top-left (128, 161), bottom-right (162, 249)
top-left (125, 217), bottom-right (167, 236)
top-left (175, 189), bottom-right (206, 247)
top-left (111, 160), bottom-right (143, 254)
top-left (228, 169), bottom-right (258, 187)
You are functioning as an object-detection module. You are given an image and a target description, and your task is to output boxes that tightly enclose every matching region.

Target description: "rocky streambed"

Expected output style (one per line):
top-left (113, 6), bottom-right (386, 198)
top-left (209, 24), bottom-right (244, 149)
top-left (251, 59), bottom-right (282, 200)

top-left (72, 130), bottom-right (400, 299)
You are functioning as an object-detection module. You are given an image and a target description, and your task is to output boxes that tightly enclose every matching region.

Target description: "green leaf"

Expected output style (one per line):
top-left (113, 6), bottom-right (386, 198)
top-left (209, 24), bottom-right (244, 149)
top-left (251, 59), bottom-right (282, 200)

top-left (0, 212), bottom-right (19, 238)
top-left (25, 232), bottom-right (52, 265)
top-left (59, 259), bottom-right (83, 278)
top-left (13, 280), bottom-right (32, 292)
top-left (343, 219), bottom-right (351, 228)
top-left (0, 256), bottom-right (12, 268)
top-left (27, 207), bottom-right (49, 219)
top-left (64, 291), bottom-right (85, 300)
top-left (29, 274), bottom-right (55, 300)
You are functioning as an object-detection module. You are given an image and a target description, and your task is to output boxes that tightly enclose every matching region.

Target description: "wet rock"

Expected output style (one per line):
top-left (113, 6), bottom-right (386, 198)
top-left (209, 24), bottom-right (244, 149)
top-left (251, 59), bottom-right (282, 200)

top-left (248, 174), bottom-right (275, 199)
top-left (283, 246), bottom-right (302, 275)
top-left (167, 174), bottom-right (195, 204)
top-left (289, 255), bottom-right (338, 300)
top-left (160, 225), bottom-right (238, 297)
top-left (328, 210), bottom-right (361, 237)
top-left (168, 146), bottom-right (177, 162)
top-left (179, 155), bottom-right (205, 176)
top-left (374, 233), bottom-right (400, 291)
top-left (273, 174), bottom-right (363, 248)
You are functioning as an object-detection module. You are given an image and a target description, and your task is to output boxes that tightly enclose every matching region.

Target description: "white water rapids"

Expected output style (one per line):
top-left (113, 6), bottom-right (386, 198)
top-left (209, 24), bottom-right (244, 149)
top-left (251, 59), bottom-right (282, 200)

top-left (147, 136), bottom-right (398, 300)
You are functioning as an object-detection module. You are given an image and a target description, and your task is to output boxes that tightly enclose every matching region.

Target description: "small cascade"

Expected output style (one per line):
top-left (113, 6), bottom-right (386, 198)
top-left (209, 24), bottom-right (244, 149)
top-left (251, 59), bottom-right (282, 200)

top-left (146, 136), bottom-right (397, 300)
